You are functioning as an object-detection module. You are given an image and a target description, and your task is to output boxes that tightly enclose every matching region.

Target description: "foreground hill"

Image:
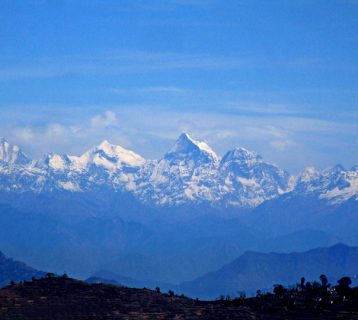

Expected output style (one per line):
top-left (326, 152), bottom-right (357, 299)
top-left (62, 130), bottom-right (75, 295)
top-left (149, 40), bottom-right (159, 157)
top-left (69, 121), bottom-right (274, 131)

top-left (1, 276), bottom-right (358, 319)
top-left (0, 251), bottom-right (45, 287)
top-left (180, 244), bottom-right (358, 299)
top-left (0, 276), bottom-right (256, 320)
top-left (87, 270), bottom-right (174, 293)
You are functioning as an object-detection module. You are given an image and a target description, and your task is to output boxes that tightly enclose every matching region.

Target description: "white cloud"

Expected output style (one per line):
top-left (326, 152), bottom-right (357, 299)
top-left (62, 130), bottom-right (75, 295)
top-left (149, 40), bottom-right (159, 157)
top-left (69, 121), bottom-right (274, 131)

top-left (90, 111), bottom-right (118, 128)
top-left (13, 127), bottom-right (36, 142)
top-left (110, 86), bottom-right (185, 95)
top-left (8, 110), bottom-right (123, 157)
top-left (270, 139), bottom-right (295, 151)
top-left (247, 125), bottom-right (297, 151)
top-left (46, 124), bottom-right (68, 137)
top-left (2, 105), bottom-right (357, 173)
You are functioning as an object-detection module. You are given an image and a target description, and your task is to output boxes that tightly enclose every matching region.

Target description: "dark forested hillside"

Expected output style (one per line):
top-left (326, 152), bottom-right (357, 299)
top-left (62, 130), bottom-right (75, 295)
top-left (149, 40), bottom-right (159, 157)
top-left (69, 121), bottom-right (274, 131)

top-left (1, 275), bottom-right (358, 319)
top-left (0, 276), bottom-right (256, 320)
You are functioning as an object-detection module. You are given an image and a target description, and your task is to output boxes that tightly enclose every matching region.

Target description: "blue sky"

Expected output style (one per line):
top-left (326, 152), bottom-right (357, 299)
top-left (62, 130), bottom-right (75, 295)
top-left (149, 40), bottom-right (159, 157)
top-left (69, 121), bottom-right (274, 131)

top-left (0, 0), bottom-right (358, 172)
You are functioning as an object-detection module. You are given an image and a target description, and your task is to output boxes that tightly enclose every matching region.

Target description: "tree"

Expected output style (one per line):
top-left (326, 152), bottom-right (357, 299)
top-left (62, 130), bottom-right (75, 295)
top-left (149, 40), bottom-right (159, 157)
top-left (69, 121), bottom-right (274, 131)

top-left (312, 281), bottom-right (321, 289)
top-left (336, 277), bottom-right (352, 299)
top-left (237, 291), bottom-right (246, 301)
top-left (273, 284), bottom-right (287, 298)
top-left (305, 282), bottom-right (312, 290)
top-left (320, 274), bottom-right (328, 287)
top-left (337, 277), bottom-right (352, 288)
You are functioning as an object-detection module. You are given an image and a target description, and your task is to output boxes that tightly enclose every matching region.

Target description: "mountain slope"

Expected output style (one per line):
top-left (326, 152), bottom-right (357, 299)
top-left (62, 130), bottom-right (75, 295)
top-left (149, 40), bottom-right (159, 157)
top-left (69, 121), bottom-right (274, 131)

top-left (135, 133), bottom-right (220, 206)
top-left (294, 165), bottom-right (358, 205)
top-left (0, 138), bottom-right (30, 165)
top-left (217, 147), bottom-right (292, 207)
top-left (0, 250), bottom-right (45, 287)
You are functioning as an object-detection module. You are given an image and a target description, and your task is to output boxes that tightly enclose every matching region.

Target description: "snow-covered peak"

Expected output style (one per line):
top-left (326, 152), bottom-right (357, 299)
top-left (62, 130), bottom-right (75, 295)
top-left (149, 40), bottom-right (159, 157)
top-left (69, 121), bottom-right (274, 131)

top-left (166, 133), bottom-right (219, 162)
top-left (97, 140), bottom-right (117, 153)
top-left (74, 140), bottom-right (145, 171)
top-left (0, 138), bottom-right (30, 165)
top-left (318, 166), bottom-right (358, 204)
top-left (296, 166), bottom-right (321, 183)
top-left (322, 164), bottom-right (345, 177)
top-left (96, 140), bottom-right (145, 166)
top-left (217, 146), bottom-right (292, 207)
top-left (39, 153), bottom-right (73, 171)
top-left (221, 147), bottom-right (262, 164)
top-left (293, 164), bottom-right (355, 203)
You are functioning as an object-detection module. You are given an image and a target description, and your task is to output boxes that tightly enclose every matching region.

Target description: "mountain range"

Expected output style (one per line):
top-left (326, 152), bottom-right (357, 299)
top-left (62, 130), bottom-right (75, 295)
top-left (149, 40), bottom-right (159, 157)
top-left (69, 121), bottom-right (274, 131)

top-left (0, 134), bottom-right (358, 285)
top-left (1, 134), bottom-right (357, 209)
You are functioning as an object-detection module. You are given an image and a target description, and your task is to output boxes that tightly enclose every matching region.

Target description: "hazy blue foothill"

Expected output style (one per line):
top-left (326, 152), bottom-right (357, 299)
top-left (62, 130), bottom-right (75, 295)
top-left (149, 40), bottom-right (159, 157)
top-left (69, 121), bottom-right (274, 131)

top-left (0, 250), bottom-right (46, 287)
top-left (179, 243), bottom-right (358, 299)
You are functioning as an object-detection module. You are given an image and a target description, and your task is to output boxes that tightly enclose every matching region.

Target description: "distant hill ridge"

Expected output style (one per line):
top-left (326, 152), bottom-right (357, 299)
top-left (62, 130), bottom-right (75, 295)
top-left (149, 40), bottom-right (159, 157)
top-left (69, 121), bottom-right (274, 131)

top-left (179, 243), bottom-right (358, 299)
top-left (0, 250), bottom-right (45, 287)
top-left (85, 244), bottom-right (358, 300)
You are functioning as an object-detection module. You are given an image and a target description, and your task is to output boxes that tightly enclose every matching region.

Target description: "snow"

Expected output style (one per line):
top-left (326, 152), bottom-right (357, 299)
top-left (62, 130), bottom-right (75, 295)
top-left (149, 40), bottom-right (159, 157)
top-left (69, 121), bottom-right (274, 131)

top-left (48, 154), bottom-right (69, 171)
top-left (169, 133), bottom-right (219, 161)
top-left (196, 141), bottom-right (219, 161)
top-left (320, 174), bottom-right (358, 204)
top-left (298, 167), bottom-right (321, 182)
top-left (236, 176), bottom-right (258, 187)
top-left (0, 138), bottom-right (29, 165)
top-left (222, 147), bottom-right (261, 164)
top-left (96, 140), bottom-right (145, 167)
top-left (184, 188), bottom-right (194, 199)
top-left (58, 181), bottom-right (81, 192)
top-left (71, 140), bottom-right (145, 171)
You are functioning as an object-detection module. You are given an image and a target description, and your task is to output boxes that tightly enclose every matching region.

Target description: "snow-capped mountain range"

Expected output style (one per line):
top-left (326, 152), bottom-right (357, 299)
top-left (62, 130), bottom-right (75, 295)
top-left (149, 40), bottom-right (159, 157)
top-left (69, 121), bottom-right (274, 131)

top-left (0, 134), bottom-right (357, 208)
